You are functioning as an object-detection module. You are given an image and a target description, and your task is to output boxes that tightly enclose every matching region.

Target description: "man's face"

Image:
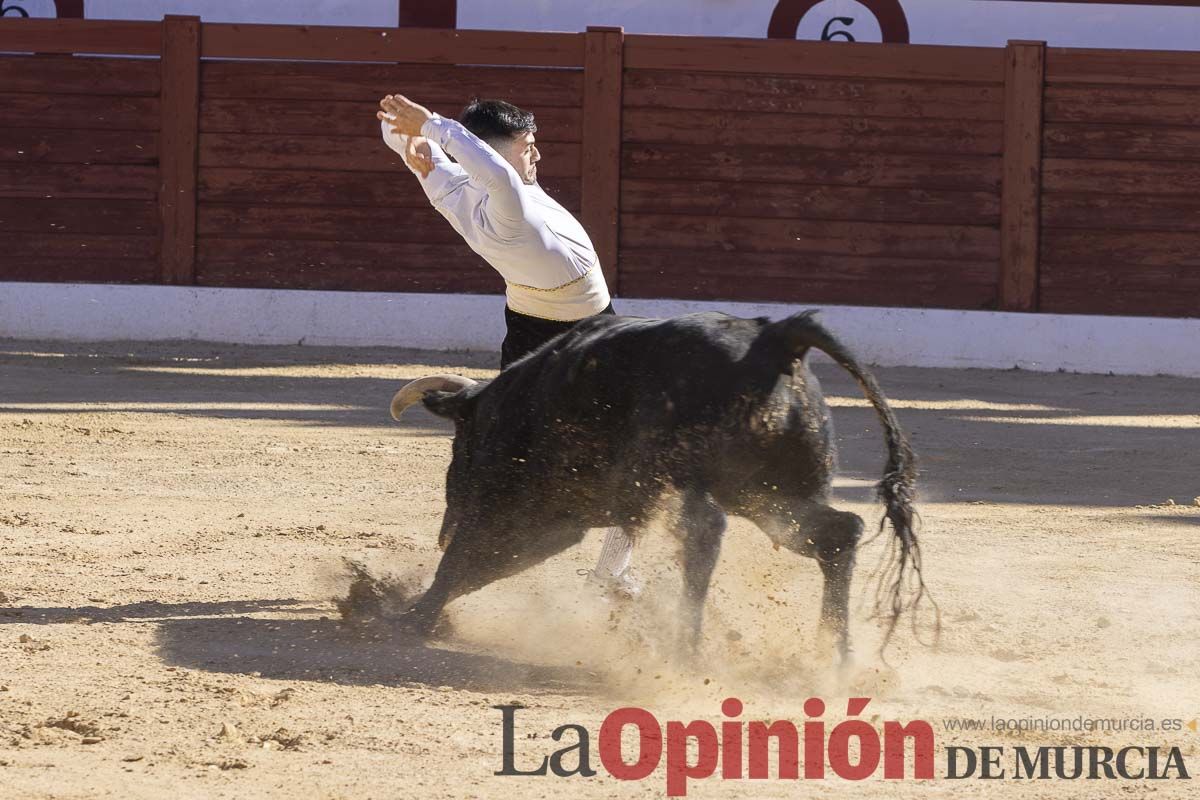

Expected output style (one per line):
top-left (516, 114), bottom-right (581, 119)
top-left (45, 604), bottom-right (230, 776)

top-left (499, 131), bottom-right (540, 185)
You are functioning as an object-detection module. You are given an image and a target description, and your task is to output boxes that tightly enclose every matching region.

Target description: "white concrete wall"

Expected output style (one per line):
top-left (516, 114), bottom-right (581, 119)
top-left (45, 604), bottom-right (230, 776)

top-left (11, 0), bottom-right (1198, 50)
top-left (459, 0), bottom-right (1200, 51)
top-left (84, 0), bottom-right (398, 27)
top-left (2, 282), bottom-right (1197, 378)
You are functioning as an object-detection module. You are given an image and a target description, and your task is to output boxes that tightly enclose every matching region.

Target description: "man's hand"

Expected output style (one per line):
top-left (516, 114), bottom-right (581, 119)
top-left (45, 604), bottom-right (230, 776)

top-left (376, 94), bottom-right (433, 138)
top-left (404, 135), bottom-right (434, 179)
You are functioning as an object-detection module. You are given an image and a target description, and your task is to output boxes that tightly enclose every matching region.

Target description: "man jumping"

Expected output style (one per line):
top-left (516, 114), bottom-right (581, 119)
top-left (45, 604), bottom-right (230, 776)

top-left (377, 93), bottom-right (637, 595)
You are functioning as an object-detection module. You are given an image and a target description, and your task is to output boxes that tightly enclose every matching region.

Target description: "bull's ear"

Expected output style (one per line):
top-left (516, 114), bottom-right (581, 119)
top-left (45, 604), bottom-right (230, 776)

top-left (421, 390), bottom-right (472, 420)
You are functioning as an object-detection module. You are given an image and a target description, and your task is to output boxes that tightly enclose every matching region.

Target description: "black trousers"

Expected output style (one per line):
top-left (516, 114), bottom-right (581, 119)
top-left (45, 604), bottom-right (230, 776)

top-left (500, 304), bottom-right (616, 369)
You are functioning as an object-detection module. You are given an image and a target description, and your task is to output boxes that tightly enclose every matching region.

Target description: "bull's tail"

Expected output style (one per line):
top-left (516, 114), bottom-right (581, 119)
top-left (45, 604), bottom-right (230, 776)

top-left (764, 311), bottom-right (938, 650)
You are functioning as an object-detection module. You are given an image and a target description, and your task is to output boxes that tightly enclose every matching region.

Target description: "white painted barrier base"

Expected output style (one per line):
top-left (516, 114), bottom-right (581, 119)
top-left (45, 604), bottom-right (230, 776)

top-left (1, 282), bottom-right (1197, 378)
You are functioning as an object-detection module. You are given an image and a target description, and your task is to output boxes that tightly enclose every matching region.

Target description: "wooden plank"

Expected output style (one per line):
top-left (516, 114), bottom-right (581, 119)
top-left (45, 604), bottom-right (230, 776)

top-left (200, 98), bottom-right (582, 141)
top-left (623, 273), bottom-right (997, 309)
top-left (199, 134), bottom-right (407, 173)
top-left (1046, 47), bottom-right (1200, 87)
top-left (1039, 285), bottom-right (1200, 318)
top-left (198, 169), bottom-right (434, 208)
top-left (201, 61), bottom-right (581, 106)
top-left (1044, 122), bottom-right (1200, 162)
top-left (196, 266), bottom-right (502, 294)
top-left (0, 128), bottom-right (157, 165)
top-left (1041, 229), bottom-right (1200, 267)
top-left (1043, 193), bottom-right (1200, 232)
top-left (197, 238), bottom-right (479, 268)
top-left (623, 69), bottom-right (1004, 120)
top-left (624, 144), bottom-right (1002, 192)
top-left (580, 26), bottom-right (624, 294)
top-left (200, 23), bottom-right (585, 67)
top-left (621, 249), bottom-right (998, 283)
top-left (999, 40), bottom-right (1045, 312)
top-left (1045, 86), bottom-right (1200, 126)
top-left (198, 133), bottom-right (581, 176)
top-left (619, 214), bottom-right (999, 261)
top-left (0, 163), bottom-right (157, 199)
top-left (196, 239), bottom-right (505, 293)
top-left (0, 259), bottom-right (159, 284)
top-left (0, 233), bottom-right (158, 260)
top-left (624, 35), bottom-right (1004, 82)
top-left (0, 93), bottom-right (159, 131)
top-left (158, 16), bottom-right (200, 286)
top-left (621, 180), bottom-right (999, 225)
top-left (0, 19), bottom-right (161, 56)
top-left (624, 108), bottom-right (1003, 155)
top-left (1041, 262), bottom-right (1200, 291)
top-left (0, 198), bottom-right (158, 236)
top-left (197, 168), bottom-right (581, 210)
top-left (620, 251), bottom-right (997, 308)
top-left (1043, 158), bottom-right (1200, 196)
top-left (1040, 263), bottom-right (1200, 317)
top-left (197, 204), bottom-right (466, 244)
top-left (0, 55), bottom-right (160, 96)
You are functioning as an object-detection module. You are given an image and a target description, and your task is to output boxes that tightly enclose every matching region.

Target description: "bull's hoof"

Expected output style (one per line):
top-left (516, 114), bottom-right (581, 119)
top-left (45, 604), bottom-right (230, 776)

top-left (672, 638), bottom-right (702, 667)
top-left (336, 559), bottom-right (422, 629)
top-left (580, 568), bottom-right (643, 601)
top-left (813, 627), bottom-right (855, 674)
top-left (385, 609), bottom-right (441, 642)
top-left (337, 567), bottom-right (387, 625)
top-left (428, 614), bottom-right (457, 641)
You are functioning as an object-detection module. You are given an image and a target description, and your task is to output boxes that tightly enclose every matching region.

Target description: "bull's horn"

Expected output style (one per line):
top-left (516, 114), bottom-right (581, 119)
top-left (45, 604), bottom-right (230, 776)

top-left (390, 375), bottom-right (477, 421)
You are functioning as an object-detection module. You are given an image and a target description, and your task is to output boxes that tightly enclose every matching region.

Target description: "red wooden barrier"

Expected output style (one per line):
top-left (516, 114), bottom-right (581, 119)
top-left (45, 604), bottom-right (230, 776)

top-left (159, 15), bottom-right (200, 285)
top-left (0, 16), bottom-right (1197, 318)
top-left (581, 25), bottom-right (624, 293)
top-left (999, 40), bottom-right (1045, 312)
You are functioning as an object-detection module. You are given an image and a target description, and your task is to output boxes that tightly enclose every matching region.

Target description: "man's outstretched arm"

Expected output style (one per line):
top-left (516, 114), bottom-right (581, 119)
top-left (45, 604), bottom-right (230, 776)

top-left (378, 94), bottom-right (528, 226)
top-left (379, 118), bottom-right (466, 204)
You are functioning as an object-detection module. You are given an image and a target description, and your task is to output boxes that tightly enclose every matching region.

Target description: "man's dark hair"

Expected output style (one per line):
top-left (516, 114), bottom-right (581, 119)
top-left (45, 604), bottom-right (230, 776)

top-left (458, 99), bottom-right (537, 144)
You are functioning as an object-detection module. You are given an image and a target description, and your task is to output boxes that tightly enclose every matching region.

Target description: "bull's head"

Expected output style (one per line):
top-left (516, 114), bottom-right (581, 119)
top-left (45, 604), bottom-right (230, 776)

top-left (389, 374), bottom-right (481, 551)
top-left (389, 375), bottom-right (479, 421)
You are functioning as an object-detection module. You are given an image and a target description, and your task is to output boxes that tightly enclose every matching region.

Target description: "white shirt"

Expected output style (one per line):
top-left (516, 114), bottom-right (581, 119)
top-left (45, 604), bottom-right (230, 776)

top-left (381, 115), bottom-right (611, 322)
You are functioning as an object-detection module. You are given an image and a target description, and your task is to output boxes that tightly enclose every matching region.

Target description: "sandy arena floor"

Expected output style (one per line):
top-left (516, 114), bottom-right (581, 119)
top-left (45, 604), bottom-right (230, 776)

top-left (0, 338), bottom-right (1198, 799)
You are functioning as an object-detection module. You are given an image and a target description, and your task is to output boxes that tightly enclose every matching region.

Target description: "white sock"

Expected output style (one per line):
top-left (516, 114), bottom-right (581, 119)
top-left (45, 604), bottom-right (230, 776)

top-left (594, 527), bottom-right (633, 578)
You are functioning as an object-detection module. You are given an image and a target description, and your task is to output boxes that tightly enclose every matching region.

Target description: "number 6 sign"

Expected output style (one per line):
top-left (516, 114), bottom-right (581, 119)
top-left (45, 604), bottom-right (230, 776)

top-left (768, 0), bottom-right (910, 44)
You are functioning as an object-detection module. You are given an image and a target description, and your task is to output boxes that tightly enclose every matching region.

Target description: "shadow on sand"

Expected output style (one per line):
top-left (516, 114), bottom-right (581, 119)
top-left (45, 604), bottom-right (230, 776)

top-left (0, 597), bottom-right (595, 694)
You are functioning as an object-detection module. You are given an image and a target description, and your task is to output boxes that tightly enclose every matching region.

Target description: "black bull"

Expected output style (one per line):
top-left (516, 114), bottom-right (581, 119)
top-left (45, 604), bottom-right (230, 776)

top-left (387, 310), bottom-right (927, 659)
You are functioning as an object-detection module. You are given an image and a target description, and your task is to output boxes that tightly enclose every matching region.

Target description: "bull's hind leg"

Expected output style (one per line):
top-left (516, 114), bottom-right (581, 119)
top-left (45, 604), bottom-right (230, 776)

top-left (749, 499), bottom-right (863, 664)
top-left (397, 518), bottom-right (587, 638)
top-left (677, 491), bottom-right (727, 655)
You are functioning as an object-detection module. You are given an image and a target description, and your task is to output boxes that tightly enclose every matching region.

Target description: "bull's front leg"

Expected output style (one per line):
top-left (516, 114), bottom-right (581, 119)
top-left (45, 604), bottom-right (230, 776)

top-left (395, 513), bottom-right (587, 638)
top-left (395, 562), bottom-right (456, 638)
top-left (678, 490), bottom-right (727, 656)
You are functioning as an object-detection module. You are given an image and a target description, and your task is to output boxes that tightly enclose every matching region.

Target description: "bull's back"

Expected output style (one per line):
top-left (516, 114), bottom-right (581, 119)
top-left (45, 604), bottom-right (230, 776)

top-left (482, 313), bottom-right (837, 496)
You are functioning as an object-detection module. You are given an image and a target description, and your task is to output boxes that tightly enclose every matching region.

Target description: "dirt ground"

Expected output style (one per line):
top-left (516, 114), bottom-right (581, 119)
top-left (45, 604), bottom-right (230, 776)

top-left (0, 338), bottom-right (1197, 799)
